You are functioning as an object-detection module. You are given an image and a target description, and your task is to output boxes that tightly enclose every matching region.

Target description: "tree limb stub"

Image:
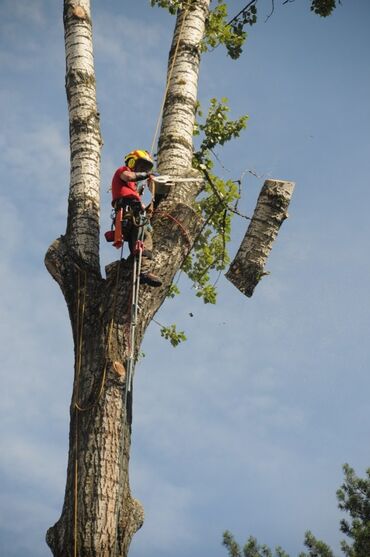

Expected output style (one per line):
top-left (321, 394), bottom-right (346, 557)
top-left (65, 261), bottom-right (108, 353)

top-left (73, 6), bottom-right (86, 19)
top-left (226, 179), bottom-right (295, 297)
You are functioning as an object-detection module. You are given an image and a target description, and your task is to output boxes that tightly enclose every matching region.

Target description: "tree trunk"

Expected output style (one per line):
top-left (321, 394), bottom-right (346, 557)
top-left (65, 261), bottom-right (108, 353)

top-left (157, 0), bottom-right (210, 176)
top-left (46, 2), bottom-right (293, 556)
top-left (226, 179), bottom-right (295, 297)
top-left (45, 2), bottom-right (207, 556)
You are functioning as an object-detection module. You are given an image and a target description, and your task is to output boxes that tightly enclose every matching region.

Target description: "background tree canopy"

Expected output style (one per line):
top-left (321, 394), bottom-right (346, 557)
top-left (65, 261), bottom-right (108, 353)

top-left (222, 465), bottom-right (370, 557)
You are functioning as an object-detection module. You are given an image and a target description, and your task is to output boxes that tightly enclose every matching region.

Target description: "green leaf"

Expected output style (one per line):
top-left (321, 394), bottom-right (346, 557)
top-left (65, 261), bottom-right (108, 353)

top-left (160, 324), bottom-right (187, 347)
top-left (167, 283), bottom-right (181, 298)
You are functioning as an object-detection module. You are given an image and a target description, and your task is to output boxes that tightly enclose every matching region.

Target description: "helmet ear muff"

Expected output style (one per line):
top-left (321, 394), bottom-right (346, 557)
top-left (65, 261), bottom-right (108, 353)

top-left (127, 157), bottom-right (136, 169)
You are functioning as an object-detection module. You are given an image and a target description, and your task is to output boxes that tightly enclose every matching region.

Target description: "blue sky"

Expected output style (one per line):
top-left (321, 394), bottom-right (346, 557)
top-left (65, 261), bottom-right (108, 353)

top-left (0, 1), bottom-right (369, 556)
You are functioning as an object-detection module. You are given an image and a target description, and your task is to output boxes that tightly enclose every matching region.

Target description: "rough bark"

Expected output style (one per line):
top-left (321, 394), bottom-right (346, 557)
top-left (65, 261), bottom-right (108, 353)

top-left (46, 2), bottom-right (206, 556)
top-left (46, 2), bottom-right (293, 556)
top-left (63, 0), bottom-right (102, 272)
top-left (157, 0), bottom-right (211, 176)
top-left (45, 2), bottom-right (139, 555)
top-left (226, 179), bottom-right (295, 297)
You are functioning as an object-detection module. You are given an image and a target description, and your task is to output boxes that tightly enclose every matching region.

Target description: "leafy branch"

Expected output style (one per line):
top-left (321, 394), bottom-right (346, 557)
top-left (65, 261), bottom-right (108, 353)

top-left (178, 97), bottom-right (248, 304)
top-left (204, 0), bottom-right (257, 59)
top-left (152, 318), bottom-right (187, 346)
top-left (310, 0), bottom-right (340, 17)
top-left (149, 0), bottom-right (197, 15)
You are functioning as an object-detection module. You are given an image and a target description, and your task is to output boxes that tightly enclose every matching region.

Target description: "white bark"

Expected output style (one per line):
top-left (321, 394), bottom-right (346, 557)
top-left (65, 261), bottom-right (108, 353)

top-left (226, 179), bottom-right (295, 297)
top-left (157, 0), bottom-right (210, 175)
top-left (47, 6), bottom-right (205, 555)
top-left (47, 2), bottom-right (297, 556)
top-left (64, 0), bottom-right (102, 270)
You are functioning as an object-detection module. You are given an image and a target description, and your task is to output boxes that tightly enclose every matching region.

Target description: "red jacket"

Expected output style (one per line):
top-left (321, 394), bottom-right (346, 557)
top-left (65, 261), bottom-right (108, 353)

top-left (111, 165), bottom-right (141, 204)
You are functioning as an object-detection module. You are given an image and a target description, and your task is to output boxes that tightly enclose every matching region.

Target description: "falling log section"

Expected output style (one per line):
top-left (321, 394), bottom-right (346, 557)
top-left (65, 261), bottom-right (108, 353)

top-left (226, 179), bottom-right (295, 297)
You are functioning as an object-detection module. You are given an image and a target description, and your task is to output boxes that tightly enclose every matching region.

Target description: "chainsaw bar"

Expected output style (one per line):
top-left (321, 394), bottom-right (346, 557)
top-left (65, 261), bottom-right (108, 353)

top-left (153, 175), bottom-right (205, 184)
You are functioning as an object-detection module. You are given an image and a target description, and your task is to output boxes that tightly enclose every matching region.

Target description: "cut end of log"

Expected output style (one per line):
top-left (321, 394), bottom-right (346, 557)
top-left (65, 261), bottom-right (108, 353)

top-left (73, 6), bottom-right (86, 19)
top-left (113, 361), bottom-right (126, 378)
top-left (265, 178), bottom-right (295, 189)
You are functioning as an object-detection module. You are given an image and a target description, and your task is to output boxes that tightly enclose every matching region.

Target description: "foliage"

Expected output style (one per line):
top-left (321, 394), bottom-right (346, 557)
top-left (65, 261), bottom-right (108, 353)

top-left (149, 0), bottom-right (340, 323)
top-left (337, 464), bottom-right (370, 557)
top-left (150, 0), bottom-right (254, 59)
top-left (223, 465), bottom-right (370, 557)
top-left (310, 0), bottom-right (339, 18)
top-left (203, 1), bottom-right (256, 60)
top-left (160, 323), bottom-right (187, 346)
top-left (223, 531), bottom-right (289, 557)
top-left (150, 0), bottom-right (196, 16)
top-left (298, 531), bottom-right (335, 557)
top-left (181, 97), bottom-right (248, 304)
top-left (167, 283), bottom-right (181, 298)
top-left (194, 97), bottom-right (249, 157)
top-left (150, 0), bottom-right (340, 56)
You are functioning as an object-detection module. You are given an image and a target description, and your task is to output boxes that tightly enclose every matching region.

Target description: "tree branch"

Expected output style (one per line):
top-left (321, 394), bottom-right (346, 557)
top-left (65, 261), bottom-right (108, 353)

top-left (226, 179), bottom-right (295, 297)
top-left (63, 0), bottom-right (102, 271)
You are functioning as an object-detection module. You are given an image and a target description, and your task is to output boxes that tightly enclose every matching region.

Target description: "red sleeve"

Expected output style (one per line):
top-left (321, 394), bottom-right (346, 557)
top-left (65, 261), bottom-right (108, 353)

top-left (111, 167), bottom-right (125, 201)
top-left (111, 166), bottom-right (140, 203)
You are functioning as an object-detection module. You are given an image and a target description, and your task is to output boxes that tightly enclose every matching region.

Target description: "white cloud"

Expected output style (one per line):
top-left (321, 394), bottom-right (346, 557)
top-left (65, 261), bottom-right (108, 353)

top-left (2, 122), bottom-right (69, 197)
top-left (94, 10), bottom-right (167, 85)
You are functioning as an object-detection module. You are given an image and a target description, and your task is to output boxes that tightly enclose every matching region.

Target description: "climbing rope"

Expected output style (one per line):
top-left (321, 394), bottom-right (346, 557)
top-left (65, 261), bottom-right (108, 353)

top-left (113, 214), bottom-right (146, 556)
top-left (154, 211), bottom-right (192, 247)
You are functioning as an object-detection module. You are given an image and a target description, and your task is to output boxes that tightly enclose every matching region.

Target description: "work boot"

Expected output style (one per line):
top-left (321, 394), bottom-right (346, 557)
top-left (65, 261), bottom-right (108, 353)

top-left (140, 272), bottom-right (162, 287)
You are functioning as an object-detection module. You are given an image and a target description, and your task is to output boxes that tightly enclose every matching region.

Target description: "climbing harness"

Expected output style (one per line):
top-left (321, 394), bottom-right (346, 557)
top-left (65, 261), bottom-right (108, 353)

top-left (106, 201), bottom-right (149, 248)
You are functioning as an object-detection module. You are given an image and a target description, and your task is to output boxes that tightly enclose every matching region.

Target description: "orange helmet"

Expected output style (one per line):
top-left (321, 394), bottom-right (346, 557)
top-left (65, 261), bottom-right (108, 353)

top-left (124, 149), bottom-right (154, 171)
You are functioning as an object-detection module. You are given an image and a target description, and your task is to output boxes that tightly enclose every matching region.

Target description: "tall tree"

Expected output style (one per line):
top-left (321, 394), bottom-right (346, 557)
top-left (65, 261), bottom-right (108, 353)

top-left (222, 464), bottom-right (370, 557)
top-left (45, 1), bottom-right (296, 555)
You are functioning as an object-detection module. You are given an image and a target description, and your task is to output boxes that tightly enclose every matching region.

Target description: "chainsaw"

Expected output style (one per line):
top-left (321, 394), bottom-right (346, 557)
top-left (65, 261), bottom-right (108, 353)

top-left (151, 174), bottom-right (205, 194)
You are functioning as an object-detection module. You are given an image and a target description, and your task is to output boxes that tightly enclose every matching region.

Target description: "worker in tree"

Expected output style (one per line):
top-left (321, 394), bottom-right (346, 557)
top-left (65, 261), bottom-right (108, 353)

top-left (111, 149), bottom-right (162, 287)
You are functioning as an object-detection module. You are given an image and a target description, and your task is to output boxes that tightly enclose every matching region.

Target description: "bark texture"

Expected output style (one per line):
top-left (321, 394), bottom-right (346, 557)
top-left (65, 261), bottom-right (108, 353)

top-left (46, 2), bottom-right (206, 556)
top-left (46, 2), bottom-right (294, 556)
top-left (157, 0), bottom-right (211, 175)
top-left (45, 2), bottom-right (140, 555)
top-left (226, 179), bottom-right (295, 297)
top-left (63, 0), bottom-right (102, 272)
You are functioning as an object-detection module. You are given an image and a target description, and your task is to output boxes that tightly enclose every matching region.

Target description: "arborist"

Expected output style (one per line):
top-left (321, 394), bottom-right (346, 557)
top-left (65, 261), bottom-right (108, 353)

top-left (111, 149), bottom-right (162, 287)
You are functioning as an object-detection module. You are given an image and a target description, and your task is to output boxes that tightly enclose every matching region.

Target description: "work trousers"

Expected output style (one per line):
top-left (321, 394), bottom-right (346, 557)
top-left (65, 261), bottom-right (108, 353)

top-left (126, 221), bottom-right (153, 274)
top-left (115, 198), bottom-right (153, 274)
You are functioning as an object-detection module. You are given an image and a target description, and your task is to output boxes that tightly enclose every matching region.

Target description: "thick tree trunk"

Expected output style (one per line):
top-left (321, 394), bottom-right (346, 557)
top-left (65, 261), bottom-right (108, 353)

top-left (46, 2), bottom-right (294, 556)
top-left (45, 2), bottom-right (142, 555)
top-left (46, 2), bottom-right (206, 556)
top-left (226, 179), bottom-right (295, 297)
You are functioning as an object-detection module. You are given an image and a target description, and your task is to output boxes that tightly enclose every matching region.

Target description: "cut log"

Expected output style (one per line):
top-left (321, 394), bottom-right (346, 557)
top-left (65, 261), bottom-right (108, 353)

top-left (226, 179), bottom-right (295, 297)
